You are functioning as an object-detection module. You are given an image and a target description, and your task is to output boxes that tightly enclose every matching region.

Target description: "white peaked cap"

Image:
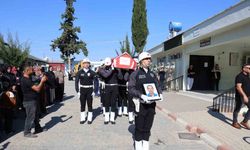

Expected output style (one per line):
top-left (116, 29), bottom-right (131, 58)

top-left (104, 57), bottom-right (112, 66)
top-left (82, 58), bottom-right (90, 64)
top-left (138, 52), bottom-right (151, 62)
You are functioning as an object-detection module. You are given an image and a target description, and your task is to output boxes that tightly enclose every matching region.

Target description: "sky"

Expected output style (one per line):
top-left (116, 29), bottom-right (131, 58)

top-left (0, 0), bottom-right (240, 62)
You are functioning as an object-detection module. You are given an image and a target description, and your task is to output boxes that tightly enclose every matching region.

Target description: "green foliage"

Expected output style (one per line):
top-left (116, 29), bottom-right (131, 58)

top-left (119, 35), bottom-right (136, 57)
top-left (131, 0), bottom-right (149, 54)
top-left (0, 33), bottom-right (29, 67)
top-left (51, 0), bottom-right (88, 60)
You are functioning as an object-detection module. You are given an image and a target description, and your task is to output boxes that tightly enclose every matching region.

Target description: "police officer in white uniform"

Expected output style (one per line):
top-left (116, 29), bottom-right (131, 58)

top-left (75, 58), bottom-right (96, 124)
top-left (128, 52), bottom-right (163, 150)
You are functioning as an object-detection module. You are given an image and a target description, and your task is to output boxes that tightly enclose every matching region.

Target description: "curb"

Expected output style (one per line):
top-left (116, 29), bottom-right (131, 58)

top-left (156, 105), bottom-right (232, 150)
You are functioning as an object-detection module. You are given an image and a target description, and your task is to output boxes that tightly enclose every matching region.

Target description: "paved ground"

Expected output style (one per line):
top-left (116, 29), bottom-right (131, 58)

top-left (158, 92), bottom-right (249, 150)
top-left (0, 80), bottom-right (214, 150)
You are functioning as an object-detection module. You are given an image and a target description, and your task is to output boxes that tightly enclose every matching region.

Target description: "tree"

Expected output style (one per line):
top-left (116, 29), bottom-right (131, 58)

top-left (51, 0), bottom-right (87, 72)
top-left (0, 33), bottom-right (29, 67)
top-left (118, 35), bottom-right (136, 57)
top-left (131, 0), bottom-right (149, 54)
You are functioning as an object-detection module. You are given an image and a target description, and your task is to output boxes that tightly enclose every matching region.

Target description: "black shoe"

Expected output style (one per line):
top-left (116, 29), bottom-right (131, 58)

top-left (129, 121), bottom-right (134, 124)
top-left (24, 133), bottom-right (38, 138)
top-left (80, 120), bottom-right (86, 124)
top-left (34, 128), bottom-right (47, 134)
top-left (104, 121), bottom-right (109, 125)
top-left (87, 121), bottom-right (92, 124)
top-left (111, 121), bottom-right (116, 125)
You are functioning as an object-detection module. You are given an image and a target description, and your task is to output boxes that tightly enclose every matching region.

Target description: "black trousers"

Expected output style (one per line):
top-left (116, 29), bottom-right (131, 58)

top-left (233, 97), bottom-right (250, 123)
top-left (56, 83), bottom-right (64, 101)
top-left (104, 86), bottom-right (118, 112)
top-left (134, 103), bottom-right (156, 141)
top-left (213, 79), bottom-right (220, 91)
top-left (80, 88), bottom-right (93, 112)
top-left (0, 108), bottom-right (13, 134)
top-left (118, 87), bottom-right (127, 107)
top-left (128, 94), bottom-right (135, 112)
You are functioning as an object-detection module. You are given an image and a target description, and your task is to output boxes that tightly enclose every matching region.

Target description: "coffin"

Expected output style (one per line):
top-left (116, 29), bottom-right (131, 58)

top-left (113, 52), bottom-right (137, 70)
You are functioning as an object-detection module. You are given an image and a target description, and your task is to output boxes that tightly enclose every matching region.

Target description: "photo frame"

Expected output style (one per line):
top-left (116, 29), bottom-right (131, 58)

top-left (143, 83), bottom-right (161, 101)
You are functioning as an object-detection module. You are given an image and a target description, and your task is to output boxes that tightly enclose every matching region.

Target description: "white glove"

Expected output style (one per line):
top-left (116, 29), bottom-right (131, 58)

top-left (132, 98), bottom-right (140, 112)
top-left (140, 94), bottom-right (153, 104)
top-left (77, 92), bottom-right (80, 99)
top-left (159, 94), bottom-right (164, 101)
top-left (140, 94), bottom-right (148, 102)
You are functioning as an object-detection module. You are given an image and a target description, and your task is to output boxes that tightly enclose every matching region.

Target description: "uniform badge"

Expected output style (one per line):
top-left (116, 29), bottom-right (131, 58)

top-left (139, 75), bottom-right (146, 79)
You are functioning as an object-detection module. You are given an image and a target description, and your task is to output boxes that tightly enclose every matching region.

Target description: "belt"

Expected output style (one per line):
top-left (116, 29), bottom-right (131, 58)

top-left (79, 85), bottom-right (93, 88)
top-left (105, 84), bottom-right (118, 86)
top-left (118, 84), bottom-right (127, 87)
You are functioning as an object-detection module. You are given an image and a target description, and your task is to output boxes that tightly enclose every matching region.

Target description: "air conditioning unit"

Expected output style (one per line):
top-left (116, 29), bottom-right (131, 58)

top-left (246, 55), bottom-right (250, 64)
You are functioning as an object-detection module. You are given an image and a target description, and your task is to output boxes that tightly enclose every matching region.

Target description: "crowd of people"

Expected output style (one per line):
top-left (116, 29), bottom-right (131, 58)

top-left (0, 64), bottom-right (65, 138)
top-left (1, 54), bottom-right (249, 150)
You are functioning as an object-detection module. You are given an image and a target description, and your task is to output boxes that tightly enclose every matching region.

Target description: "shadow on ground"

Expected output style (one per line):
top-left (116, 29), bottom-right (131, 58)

top-left (92, 107), bottom-right (102, 122)
top-left (44, 115), bottom-right (72, 130)
top-left (62, 95), bottom-right (75, 102)
top-left (207, 107), bottom-right (233, 126)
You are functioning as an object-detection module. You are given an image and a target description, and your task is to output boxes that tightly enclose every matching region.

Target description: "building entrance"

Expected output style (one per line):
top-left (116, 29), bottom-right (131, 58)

top-left (189, 55), bottom-right (214, 90)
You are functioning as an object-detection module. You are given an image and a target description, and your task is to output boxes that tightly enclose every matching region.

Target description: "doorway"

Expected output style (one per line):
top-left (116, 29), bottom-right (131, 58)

top-left (189, 55), bottom-right (214, 90)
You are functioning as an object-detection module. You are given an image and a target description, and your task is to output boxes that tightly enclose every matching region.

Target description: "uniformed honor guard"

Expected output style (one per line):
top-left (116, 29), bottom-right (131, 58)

top-left (75, 58), bottom-right (96, 124)
top-left (98, 57), bottom-right (123, 124)
top-left (128, 52), bottom-right (164, 150)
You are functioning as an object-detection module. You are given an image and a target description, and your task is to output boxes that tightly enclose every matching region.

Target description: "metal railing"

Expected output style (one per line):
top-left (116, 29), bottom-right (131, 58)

top-left (164, 75), bottom-right (183, 92)
top-left (212, 87), bottom-right (235, 112)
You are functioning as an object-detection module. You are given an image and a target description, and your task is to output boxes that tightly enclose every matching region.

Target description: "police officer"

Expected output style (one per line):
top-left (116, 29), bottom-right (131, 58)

top-left (128, 52), bottom-right (163, 150)
top-left (97, 65), bottom-right (106, 115)
top-left (98, 57), bottom-right (123, 124)
top-left (75, 58), bottom-right (96, 124)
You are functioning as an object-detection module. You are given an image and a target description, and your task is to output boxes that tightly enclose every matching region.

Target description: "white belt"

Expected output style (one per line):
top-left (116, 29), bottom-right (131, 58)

top-left (118, 84), bottom-right (127, 87)
top-left (105, 84), bottom-right (118, 86)
top-left (79, 85), bottom-right (93, 88)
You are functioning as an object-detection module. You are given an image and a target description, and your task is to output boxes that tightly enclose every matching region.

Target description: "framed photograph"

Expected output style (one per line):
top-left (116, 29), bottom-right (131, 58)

top-left (143, 83), bottom-right (161, 101)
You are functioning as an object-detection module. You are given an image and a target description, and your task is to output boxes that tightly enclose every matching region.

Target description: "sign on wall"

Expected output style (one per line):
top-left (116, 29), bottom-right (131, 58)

top-left (200, 37), bottom-right (211, 47)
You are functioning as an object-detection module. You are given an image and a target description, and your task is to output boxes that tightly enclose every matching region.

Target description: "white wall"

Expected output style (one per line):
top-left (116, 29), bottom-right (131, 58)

top-left (184, 0), bottom-right (250, 43)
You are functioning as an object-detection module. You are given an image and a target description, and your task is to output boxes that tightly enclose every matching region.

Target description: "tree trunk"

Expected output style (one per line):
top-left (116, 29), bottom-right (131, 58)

top-left (68, 56), bottom-right (71, 73)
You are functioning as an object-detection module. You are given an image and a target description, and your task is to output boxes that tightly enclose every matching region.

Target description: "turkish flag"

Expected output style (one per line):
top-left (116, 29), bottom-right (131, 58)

top-left (113, 52), bottom-right (137, 70)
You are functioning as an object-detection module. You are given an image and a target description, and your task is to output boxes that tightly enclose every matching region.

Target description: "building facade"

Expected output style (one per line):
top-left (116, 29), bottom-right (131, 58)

top-left (148, 0), bottom-right (250, 91)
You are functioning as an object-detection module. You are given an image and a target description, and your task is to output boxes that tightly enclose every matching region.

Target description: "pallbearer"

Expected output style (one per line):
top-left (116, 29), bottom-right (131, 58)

top-left (75, 58), bottom-right (96, 124)
top-left (98, 57), bottom-right (123, 124)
